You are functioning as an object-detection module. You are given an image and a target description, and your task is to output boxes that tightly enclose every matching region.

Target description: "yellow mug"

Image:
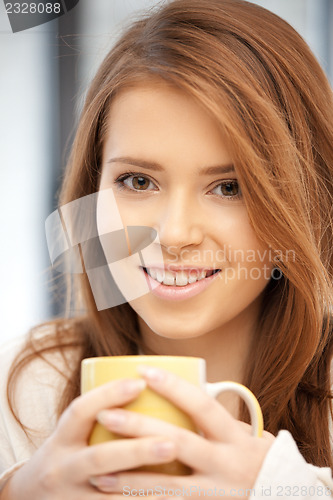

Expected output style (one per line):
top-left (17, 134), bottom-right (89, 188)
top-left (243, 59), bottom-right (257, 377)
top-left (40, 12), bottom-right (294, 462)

top-left (81, 355), bottom-right (263, 475)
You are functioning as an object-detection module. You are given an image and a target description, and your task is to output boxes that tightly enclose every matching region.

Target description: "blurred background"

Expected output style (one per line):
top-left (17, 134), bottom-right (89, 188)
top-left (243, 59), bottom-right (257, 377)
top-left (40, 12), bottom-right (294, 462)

top-left (1, 0), bottom-right (332, 345)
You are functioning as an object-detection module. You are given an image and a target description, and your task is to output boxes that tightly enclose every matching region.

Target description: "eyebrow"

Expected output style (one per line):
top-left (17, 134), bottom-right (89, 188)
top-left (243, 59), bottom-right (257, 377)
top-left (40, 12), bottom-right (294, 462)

top-left (106, 156), bottom-right (235, 176)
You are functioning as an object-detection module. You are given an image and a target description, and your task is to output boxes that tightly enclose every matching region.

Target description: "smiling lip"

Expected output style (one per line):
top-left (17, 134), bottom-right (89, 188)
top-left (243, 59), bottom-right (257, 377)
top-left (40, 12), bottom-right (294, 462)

top-left (142, 264), bottom-right (217, 272)
top-left (141, 266), bottom-right (221, 301)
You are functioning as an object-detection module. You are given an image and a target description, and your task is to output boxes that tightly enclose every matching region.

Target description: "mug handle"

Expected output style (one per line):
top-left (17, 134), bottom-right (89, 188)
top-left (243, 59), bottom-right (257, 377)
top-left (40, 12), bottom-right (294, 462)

top-left (205, 381), bottom-right (264, 438)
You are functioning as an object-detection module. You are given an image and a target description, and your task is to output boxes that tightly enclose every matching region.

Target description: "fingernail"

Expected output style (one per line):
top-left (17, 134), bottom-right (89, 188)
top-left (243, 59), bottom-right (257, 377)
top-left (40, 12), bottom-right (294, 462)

top-left (97, 410), bottom-right (126, 428)
top-left (153, 440), bottom-right (176, 458)
top-left (122, 378), bottom-right (146, 394)
top-left (137, 365), bottom-right (166, 383)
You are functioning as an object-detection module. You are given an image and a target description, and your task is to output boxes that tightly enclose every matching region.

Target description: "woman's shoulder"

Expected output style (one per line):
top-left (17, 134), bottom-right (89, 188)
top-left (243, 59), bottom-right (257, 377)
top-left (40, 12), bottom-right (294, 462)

top-left (0, 322), bottom-right (80, 381)
top-left (0, 323), bottom-right (78, 477)
top-left (0, 334), bottom-right (28, 370)
top-left (0, 330), bottom-right (35, 364)
top-left (0, 322), bottom-right (82, 438)
top-left (0, 322), bottom-right (83, 463)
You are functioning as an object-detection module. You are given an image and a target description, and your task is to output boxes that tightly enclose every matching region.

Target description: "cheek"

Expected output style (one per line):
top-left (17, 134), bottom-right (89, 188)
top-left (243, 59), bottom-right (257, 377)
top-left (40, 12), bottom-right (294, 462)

top-left (216, 211), bottom-right (267, 255)
top-left (112, 197), bottom-right (156, 227)
top-left (213, 212), bottom-right (273, 277)
top-left (96, 188), bottom-right (127, 235)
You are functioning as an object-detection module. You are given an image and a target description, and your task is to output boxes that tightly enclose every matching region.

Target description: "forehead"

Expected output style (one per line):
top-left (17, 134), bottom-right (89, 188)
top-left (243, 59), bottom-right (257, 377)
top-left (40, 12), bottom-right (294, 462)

top-left (102, 82), bottom-right (233, 168)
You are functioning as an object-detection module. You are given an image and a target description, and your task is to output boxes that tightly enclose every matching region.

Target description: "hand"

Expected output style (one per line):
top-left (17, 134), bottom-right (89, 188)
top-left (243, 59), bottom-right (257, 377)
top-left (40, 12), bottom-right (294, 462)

top-left (90, 366), bottom-right (275, 499)
top-left (2, 377), bottom-right (179, 500)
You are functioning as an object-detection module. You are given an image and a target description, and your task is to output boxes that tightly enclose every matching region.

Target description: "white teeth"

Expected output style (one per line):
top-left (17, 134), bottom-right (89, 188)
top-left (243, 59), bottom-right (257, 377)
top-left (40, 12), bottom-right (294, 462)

top-left (188, 272), bottom-right (198, 284)
top-left (176, 271), bottom-right (188, 286)
top-left (163, 270), bottom-right (176, 285)
top-left (156, 269), bottom-right (165, 283)
top-left (198, 270), bottom-right (206, 281)
top-left (145, 267), bottom-right (219, 286)
top-left (149, 268), bottom-right (157, 280)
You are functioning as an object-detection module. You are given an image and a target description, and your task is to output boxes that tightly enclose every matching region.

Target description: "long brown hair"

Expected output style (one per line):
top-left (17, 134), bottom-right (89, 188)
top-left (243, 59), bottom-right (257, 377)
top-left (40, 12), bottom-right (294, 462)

top-left (8, 0), bottom-right (333, 468)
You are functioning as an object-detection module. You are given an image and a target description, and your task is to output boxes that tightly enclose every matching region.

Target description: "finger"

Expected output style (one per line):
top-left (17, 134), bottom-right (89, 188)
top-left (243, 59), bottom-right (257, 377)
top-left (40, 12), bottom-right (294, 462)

top-left (96, 409), bottom-right (220, 472)
top-left (71, 436), bottom-right (177, 480)
top-left (56, 378), bottom-right (146, 444)
top-left (89, 471), bottom-right (194, 494)
top-left (137, 365), bottom-right (239, 441)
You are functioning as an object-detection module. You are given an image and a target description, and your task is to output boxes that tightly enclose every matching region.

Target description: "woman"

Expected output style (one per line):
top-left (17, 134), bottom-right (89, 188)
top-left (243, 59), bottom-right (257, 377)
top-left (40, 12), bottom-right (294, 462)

top-left (1, 0), bottom-right (333, 497)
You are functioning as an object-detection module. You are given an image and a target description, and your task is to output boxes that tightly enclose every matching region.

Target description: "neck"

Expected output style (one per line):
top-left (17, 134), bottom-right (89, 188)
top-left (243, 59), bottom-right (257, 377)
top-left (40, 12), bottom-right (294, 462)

top-left (137, 302), bottom-right (259, 417)
top-left (140, 321), bottom-right (252, 381)
top-left (139, 308), bottom-right (255, 418)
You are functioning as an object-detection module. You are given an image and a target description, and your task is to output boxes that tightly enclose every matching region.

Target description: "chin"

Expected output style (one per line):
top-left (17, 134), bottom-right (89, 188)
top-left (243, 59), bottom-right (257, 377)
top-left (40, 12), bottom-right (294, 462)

top-left (136, 309), bottom-right (219, 341)
top-left (146, 325), bottom-right (205, 340)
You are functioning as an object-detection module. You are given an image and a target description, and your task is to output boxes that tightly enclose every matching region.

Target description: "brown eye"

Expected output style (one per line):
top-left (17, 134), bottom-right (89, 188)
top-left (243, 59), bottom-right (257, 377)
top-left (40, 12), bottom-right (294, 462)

top-left (220, 181), bottom-right (239, 196)
top-left (131, 176), bottom-right (150, 190)
top-left (211, 180), bottom-right (241, 199)
top-left (120, 174), bottom-right (157, 191)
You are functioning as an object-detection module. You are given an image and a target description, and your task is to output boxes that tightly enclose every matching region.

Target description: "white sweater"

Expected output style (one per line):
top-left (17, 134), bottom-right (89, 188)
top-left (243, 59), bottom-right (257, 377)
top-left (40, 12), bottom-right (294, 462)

top-left (0, 333), bottom-right (333, 498)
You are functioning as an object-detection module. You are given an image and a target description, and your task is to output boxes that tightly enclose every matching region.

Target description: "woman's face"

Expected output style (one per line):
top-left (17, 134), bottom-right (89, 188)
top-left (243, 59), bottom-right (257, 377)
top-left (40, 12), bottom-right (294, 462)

top-left (98, 82), bottom-right (273, 341)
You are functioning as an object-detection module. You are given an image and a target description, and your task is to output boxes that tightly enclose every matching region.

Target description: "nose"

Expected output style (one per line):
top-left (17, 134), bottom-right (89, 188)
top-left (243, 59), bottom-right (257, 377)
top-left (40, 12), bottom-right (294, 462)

top-left (156, 191), bottom-right (204, 254)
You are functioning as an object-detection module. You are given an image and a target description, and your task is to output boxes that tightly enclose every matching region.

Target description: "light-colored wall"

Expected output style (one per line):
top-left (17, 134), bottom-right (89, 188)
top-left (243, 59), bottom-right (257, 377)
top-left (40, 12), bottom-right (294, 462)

top-left (0, 3), bottom-right (57, 345)
top-left (249, 0), bottom-right (332, 80)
